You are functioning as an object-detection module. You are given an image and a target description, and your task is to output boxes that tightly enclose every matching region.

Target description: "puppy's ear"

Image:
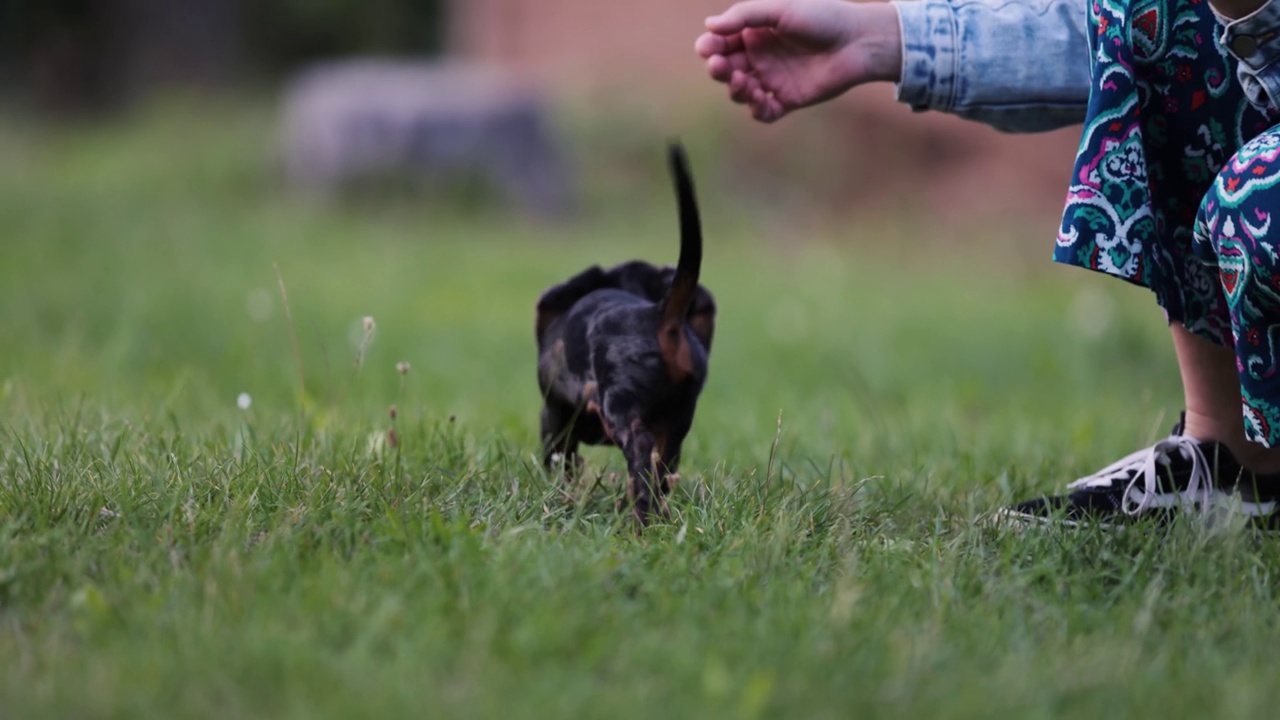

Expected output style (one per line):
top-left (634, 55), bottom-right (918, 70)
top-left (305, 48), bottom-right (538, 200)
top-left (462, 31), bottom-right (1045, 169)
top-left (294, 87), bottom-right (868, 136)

top-left (658, 288), bottom-right (715, 379)
top-left (687, 288), bottom-right (716, 353)
top-left (536, 265), bottom-right (609, 340)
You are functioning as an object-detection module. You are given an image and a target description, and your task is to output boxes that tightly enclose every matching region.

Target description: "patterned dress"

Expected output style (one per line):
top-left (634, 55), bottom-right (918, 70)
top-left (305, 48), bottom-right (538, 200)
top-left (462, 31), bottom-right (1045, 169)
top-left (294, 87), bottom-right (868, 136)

top-left (1058, 0), bottom-right (1280, 444)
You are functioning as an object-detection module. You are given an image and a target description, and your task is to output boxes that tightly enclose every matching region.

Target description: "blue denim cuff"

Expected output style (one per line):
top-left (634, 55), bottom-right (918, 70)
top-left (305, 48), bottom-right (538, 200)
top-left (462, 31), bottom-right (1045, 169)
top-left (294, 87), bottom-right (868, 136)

top-left (890, 0), bottom-right (1090, 132)
top-left (893, 0), bottom-right (959, 113)
top-left (1217, 0), bottom-right (1280, 114)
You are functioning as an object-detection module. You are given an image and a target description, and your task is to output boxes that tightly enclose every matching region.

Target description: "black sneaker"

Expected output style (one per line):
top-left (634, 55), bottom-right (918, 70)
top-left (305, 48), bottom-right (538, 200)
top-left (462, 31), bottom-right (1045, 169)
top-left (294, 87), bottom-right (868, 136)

top-left (996, 414), bottom-right (1247, 529)
top-left (1219, 470), bottom-right (1280, 531)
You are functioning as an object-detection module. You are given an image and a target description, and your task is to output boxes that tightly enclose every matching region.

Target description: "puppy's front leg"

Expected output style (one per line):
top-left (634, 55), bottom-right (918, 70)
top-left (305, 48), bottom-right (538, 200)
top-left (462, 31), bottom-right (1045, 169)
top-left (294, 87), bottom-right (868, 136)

top-left (658, 447), bottom-right (682, 495)
top-left (540, 401), bottom-right (583, 480)
top-left (608, 418), bottom-right (667, 526)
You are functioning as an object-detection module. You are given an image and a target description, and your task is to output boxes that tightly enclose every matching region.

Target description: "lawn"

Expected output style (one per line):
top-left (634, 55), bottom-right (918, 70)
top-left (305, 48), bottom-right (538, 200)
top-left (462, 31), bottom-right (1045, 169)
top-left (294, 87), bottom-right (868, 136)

top-left (2, 99), bottom-right (1276, 719)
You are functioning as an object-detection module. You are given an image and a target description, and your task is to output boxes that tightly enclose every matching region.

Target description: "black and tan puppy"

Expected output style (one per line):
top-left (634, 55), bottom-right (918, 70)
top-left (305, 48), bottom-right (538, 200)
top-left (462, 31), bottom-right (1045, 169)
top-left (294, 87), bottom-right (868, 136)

top-left (535, 142), bottom-right (715, 524)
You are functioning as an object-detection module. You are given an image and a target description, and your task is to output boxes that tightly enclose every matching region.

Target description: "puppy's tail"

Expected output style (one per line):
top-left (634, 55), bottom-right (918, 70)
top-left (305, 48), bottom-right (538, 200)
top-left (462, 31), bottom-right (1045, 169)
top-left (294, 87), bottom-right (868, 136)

top-left (658, 140), bottom-right (702, 380)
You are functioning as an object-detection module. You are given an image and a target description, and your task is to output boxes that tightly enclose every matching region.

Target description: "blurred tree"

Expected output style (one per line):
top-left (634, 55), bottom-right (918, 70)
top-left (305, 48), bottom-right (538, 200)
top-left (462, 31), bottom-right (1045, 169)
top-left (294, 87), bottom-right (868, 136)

top-left (0, 0), bottom-right (126, 111)
top-left (0, 0), bottom-right (445, 114)
top-left (244, 0), bottom-right (445, 76)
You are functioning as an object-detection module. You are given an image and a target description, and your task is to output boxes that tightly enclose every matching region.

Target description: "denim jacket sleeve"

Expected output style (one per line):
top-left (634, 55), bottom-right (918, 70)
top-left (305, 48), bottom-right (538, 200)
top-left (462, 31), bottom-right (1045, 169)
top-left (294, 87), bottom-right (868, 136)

top-left (1214, 0), bottom-right (1280, 116)
top-left (890, 0), bottom-right (1091, 133)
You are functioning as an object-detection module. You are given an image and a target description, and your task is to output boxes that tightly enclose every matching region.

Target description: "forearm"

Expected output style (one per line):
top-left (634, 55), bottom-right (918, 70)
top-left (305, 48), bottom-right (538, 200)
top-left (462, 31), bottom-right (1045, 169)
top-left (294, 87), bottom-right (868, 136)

top-left (891, 0), bottom-right (1091, 133)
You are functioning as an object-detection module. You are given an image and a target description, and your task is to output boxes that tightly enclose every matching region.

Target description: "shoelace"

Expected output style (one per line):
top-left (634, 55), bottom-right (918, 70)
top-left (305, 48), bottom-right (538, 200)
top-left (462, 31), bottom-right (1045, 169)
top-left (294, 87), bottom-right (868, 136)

top-left (1066, 435), bottom-right (1213, 516)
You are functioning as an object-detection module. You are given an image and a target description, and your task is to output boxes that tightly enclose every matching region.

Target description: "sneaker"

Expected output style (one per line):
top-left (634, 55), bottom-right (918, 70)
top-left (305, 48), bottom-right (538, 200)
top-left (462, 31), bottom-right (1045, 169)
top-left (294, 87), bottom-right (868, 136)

top-left (997, 414), bottom-right (1249, 529)
top-left (1221, 471), bottom-right (1280, 531)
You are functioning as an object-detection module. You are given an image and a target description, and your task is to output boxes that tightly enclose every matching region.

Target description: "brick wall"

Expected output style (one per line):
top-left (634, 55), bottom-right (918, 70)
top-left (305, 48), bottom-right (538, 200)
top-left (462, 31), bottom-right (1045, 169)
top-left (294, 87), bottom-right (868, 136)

top-left (448, 0), bottom-right (726, 90)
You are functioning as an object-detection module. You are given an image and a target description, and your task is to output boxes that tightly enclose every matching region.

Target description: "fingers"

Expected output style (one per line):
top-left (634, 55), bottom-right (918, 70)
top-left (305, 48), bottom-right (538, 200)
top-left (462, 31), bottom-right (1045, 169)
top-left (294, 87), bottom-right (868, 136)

top-left (705, 53), bottom-right (750, 82)
top-left (728, 70), bottom-right (755, 103)
top-left (750, 90), bottom-right (787, 123)
top-left (699, 2), bottom-right (789, 124)
top-left (694, 31), bottom-right (743, 58)
top-left (706, 54), bottom-right (731, 82)
top-left (716, 70), bottom-right (787, 123)
top-left (704, 0), bottom-right (785, 34)
top-left (732, 70), bottom-right (786, 123)
top-left (712, 65), bottom-right (779, 121)
top-left (741, 83), bottom-right (784, 123)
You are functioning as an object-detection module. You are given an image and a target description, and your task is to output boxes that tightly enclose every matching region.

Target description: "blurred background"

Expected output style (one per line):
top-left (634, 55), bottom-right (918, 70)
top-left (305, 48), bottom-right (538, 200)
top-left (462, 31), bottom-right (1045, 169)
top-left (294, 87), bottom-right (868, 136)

top-left (2, 0), bottom-right (1176, 459)
top-left (0, 0), bottom-right (1082, 225)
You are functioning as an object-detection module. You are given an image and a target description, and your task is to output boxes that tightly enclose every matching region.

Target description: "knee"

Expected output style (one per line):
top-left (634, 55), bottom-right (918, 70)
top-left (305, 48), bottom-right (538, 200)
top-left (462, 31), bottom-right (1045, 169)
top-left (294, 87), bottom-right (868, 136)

top-left (1196, 128), bottom-right (1280, 255)
top-left (1199, 130), bottom-right (1280, 222)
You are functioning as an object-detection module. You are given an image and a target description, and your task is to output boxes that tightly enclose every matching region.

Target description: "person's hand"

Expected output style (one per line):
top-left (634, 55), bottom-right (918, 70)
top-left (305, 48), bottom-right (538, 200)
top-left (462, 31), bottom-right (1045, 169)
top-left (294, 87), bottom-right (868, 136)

top-left (695, 0), bottom-right (902, 123)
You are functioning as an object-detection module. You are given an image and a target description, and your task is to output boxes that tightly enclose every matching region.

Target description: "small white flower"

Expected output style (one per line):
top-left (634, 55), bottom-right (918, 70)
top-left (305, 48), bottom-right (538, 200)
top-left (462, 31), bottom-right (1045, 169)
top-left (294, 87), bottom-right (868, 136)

top-left (366, 430), bottom-right (387, 456)
top-left (396, 361), bottom-right (410, 375)
top-left (237, 392), bottom-right (252, 410)
top-left (362, 316), bottom-right (376, 332)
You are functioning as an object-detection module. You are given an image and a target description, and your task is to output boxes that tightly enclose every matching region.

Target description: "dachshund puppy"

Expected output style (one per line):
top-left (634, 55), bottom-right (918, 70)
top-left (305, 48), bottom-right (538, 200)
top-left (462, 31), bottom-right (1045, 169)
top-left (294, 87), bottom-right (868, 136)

top-left (534, 142), bottom-right (715, 524)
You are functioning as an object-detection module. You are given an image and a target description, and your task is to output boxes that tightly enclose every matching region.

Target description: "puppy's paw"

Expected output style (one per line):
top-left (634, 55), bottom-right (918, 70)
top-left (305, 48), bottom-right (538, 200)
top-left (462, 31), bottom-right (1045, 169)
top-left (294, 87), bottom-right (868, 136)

top-left (546, 452), bottom-right (585, 484)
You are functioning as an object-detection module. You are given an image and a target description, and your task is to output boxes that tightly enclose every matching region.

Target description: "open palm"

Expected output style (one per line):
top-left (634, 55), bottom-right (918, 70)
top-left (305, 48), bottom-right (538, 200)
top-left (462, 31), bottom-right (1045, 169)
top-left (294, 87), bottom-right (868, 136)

top-left (696, 0), bottom-right (901, 123)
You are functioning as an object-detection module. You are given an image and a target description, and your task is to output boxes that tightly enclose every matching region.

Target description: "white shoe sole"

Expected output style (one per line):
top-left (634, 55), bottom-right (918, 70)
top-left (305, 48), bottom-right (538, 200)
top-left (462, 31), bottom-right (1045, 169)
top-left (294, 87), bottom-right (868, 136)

top-left (987, 493), bottom-right (1280, 533)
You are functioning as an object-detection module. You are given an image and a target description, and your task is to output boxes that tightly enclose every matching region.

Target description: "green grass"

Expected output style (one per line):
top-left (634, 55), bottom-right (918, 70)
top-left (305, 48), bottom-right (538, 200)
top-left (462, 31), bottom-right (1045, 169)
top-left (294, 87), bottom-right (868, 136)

top-left (2, 99), bottom-right (1276, 719)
